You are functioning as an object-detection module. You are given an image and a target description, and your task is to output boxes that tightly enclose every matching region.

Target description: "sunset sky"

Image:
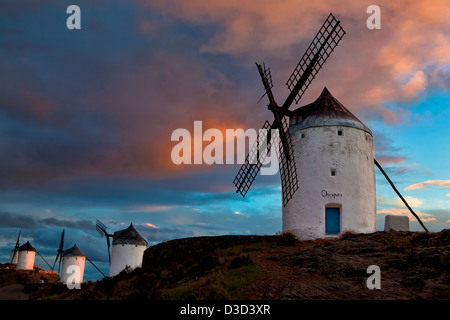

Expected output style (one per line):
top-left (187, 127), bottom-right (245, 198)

top-left (1, 0), bottom-right (449, 281)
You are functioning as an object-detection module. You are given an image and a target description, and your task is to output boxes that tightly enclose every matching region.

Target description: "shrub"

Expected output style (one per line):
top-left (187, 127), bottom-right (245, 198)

top-left (279, 232), bottom-right (299, 246)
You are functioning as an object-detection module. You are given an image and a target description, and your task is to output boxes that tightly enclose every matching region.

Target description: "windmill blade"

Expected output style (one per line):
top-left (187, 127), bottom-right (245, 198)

top-left (256, 62), bottom-right (293, 162)
top-left (285, 13), bottom-right (345, 105)
top-left (276, 117), bottom-right (299, 206)
top-left (58, 254), bottom-right (63, 273)
top-left (52, 229), bottom-right (65, 272)
top-left (59, 229), bottom-right (65, 252)
top-left (96, 219), bottom-right (113, 264)
top-left (96, 219), bottom-right (107, 237)
top-left (106, 236), bottom-right (111, 265)
top-left (51, 251), bottom-right (61, 272)
top-left (10, 230), bottom-right (21, 264)
top-left (233, 120), bottom-right (273, 198)
top-left (257, 63), bottom-right (275, 104)
top-left (34, 248), bottom-right (52, 269)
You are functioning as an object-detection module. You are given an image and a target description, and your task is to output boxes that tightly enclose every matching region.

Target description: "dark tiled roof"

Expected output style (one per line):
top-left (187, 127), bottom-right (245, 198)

top-left (112, 223), bottom-right (148, 246)
top-left (63, 244), bottom-right (85, 257)
top-left (19, 241), bottom-right (36, 252)
top-left (290, 87), bottom-right (371, 134)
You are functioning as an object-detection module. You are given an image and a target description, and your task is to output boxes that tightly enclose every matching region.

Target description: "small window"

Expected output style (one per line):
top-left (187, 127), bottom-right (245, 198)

top-left (331, 169), bottom-right (336, 176)
top-left (301, 133), bottom-right (305, 138)
top-left (337, 130), bottom-right (343, 136)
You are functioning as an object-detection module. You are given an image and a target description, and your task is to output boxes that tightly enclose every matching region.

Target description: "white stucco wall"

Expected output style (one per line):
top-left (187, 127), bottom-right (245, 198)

top-left (109, 244), bottom-right (146, 277)
top-left (16, 251), bottom-right (35, 270)
top-left (61, 256), bottom-right (86, 285)
top-left (283, 125), bottom-right (376, 240)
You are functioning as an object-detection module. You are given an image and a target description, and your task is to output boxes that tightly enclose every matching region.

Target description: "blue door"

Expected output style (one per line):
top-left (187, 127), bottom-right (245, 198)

top-left (325, 208), bottom-right (340, 234)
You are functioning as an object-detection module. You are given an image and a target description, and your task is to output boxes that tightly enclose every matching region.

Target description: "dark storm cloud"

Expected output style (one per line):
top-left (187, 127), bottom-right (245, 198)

top-left (0, 0), bottom-right (258, 187)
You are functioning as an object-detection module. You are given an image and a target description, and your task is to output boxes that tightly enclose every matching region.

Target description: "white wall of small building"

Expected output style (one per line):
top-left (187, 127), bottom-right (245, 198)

top-left (283, 125), bottom-right (376, 240)
top-left (109, 244), bottom-right (146, 277)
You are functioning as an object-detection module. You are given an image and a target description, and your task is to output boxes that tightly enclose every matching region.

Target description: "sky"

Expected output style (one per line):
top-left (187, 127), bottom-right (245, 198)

top-left (0, 0), bottom-right (449, 281)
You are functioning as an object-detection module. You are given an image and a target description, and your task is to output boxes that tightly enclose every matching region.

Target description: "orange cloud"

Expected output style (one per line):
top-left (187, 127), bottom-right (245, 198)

top-left (375, 155), bottom-right (407, 165)
top-left (133, 205), bottom-right (174, 212)
top-left (402, 71), bottom-right (427, 100)
top-left (137, 0), bottom-right (450, 125)
top-left (405, 180), bottom-right (450, 191)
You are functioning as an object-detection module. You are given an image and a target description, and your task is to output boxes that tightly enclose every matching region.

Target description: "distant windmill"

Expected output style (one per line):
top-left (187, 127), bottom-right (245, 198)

top-left (10, 230), bottom-right (21, 264)
top-left (52, 229), bottom-right (65, 273)
top-left (96, 220), bottom-right (114, 264)
top-left (54, 229), bottom-right (106, 281)
top-left (96, 220), bottom-right (148, 277)
top-left (234, 13), bottom-right (346, 207)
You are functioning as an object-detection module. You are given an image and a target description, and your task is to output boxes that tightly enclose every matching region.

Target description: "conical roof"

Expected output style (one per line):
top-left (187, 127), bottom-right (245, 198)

top-left (112, 223), bottom-right (148, 246)
top-left (63, 244), bottom-right (85, 257)
top-left (19, 241), bottom-right (36, 252)
top-left (290, 87), bottom-right (371, 135)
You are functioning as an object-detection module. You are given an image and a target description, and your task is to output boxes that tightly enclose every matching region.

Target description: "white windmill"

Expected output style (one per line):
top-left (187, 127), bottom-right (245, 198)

top-left (233, 13), bottom-right (428, 240)
top-left (52, 229), bottom-right (106, 283)
top-left (60, 244), bottom-right (86, 285)
top-left (284, 87), bottom-right (376, 239)
top-left (16, 241), bottom-right (36, 270)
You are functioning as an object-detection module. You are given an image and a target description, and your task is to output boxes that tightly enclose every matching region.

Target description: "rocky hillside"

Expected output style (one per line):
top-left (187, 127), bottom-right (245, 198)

top-left (16, 230), bottom-right (450, 300)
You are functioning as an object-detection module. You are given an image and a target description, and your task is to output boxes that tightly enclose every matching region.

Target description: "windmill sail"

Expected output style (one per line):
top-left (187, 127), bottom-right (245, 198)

top-left (233, 120), bottom-right (273, 198)
top-left (276, 117), bottom-right (298, 206)
top-left (257, 63), bottom-right (274, 104)
top-left (285, 13), bottom-right (346, 104)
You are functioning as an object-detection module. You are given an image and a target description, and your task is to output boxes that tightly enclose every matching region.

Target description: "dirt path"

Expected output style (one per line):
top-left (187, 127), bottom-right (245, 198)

top-left (0, 284), bottom-right (29, 300)
top-left (244, 240), bottom-right (331, 299)
top-left (245, 247), bottom-right (299, 299)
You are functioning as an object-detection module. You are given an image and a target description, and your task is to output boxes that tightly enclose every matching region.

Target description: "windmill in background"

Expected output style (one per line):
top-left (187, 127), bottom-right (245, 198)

top-left (96, 219), bottom-right (114, 264)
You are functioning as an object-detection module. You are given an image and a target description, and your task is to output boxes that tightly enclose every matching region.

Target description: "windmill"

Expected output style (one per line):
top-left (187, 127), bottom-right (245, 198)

top-left (52, 229), bottom-right (65, 273)
top-left (96, 219), bottom-right (114, 264)
top-left (10, 230), bottom-right (21, 264)
top-left (233, 13), bottom-right (346, 207)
